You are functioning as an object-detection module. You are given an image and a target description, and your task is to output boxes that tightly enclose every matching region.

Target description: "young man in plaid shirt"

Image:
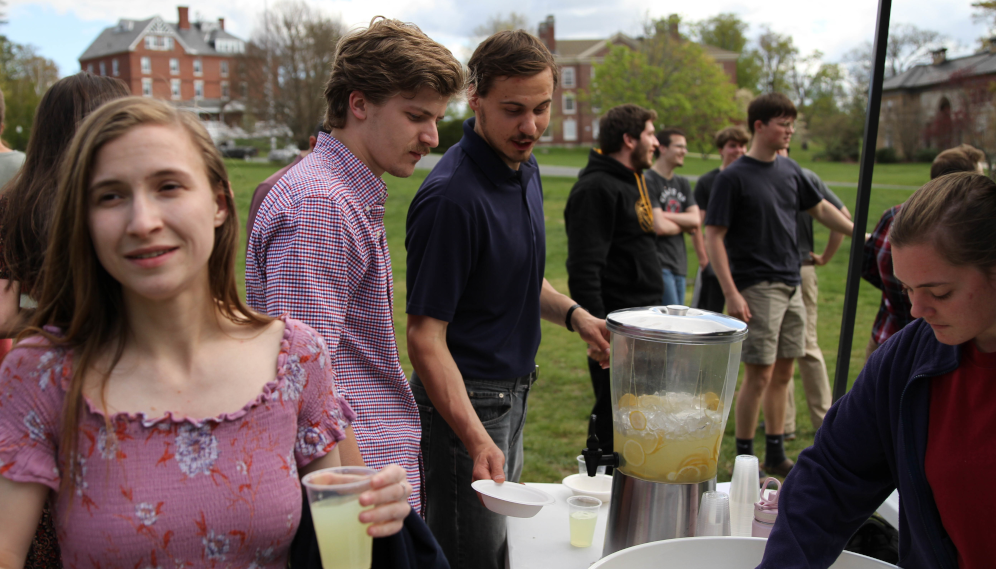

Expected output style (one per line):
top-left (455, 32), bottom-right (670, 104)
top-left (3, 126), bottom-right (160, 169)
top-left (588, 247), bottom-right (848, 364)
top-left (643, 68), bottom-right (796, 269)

top-left (245, 18), bottom-right (464, 513)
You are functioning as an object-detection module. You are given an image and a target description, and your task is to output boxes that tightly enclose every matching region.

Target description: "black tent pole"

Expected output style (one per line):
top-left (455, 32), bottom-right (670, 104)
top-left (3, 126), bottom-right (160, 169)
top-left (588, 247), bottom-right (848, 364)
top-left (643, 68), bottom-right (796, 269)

top-left (832, 0), bottom-right (893, 402)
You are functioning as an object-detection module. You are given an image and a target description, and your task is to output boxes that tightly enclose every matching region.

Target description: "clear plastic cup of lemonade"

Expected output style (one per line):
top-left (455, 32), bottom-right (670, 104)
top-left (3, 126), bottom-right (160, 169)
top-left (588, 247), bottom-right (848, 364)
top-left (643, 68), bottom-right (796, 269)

top-left (301, 466), bottom-right (377, 569)
top-left (567, 495), bottom-right (602, 547)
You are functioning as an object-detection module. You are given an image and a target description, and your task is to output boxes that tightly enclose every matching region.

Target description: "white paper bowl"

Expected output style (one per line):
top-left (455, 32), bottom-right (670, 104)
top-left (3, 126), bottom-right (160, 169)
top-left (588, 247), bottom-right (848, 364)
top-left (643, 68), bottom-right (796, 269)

top-left (590, 536), bottom-right (897, 569)
top-left (562, 473), bottom-right (612, 502)
top-left (471, 480), bottom-right (555, 518)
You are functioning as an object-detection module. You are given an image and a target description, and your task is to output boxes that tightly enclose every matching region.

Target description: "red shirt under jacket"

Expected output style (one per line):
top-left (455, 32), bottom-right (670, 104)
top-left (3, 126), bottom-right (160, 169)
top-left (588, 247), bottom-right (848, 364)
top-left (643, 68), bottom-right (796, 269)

top-left (925, 341), bottom-right (996, 568)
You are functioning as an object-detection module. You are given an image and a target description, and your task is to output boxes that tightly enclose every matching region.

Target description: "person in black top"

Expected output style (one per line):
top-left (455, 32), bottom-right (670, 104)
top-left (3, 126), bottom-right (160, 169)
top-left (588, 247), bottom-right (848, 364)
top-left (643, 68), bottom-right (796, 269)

top-left (645, 128), bottom-right (703, 306)
top-left (565, 103), bottom-right (664, 457)
top-left (405, 32), bottom-right (609, 569)
top-left (778, 147), bottom-right (850, 441)
top-left (691, 126), bottom-right (749, 313)
top-left (705, 93), bottom-right (855, 477)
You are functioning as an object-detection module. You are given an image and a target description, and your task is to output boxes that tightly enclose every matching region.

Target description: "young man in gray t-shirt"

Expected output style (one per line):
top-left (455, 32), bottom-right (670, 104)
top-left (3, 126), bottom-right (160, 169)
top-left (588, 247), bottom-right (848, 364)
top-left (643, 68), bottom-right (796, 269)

top-left (645, 128), bottom-right (704, 306)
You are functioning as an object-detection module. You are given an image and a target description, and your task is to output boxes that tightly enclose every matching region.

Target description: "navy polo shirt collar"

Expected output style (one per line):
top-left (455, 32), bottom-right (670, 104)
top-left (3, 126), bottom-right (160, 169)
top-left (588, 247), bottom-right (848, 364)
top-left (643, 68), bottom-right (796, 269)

top-left (460, 117), bottom-right (538, 189)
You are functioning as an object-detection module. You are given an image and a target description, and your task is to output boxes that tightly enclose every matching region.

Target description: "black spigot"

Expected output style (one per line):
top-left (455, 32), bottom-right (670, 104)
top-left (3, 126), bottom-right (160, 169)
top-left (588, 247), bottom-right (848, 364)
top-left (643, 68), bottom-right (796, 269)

top-left (581, 414), bottom-right (619, 477)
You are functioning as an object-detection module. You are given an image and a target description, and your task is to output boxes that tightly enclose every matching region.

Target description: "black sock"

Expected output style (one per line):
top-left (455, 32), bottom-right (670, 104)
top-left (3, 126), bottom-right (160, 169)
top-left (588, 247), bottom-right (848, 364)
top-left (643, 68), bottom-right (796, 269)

top-left (765, 435), bottom-right (786, 466)
top-left (735, 438), bottom-right (754, 457)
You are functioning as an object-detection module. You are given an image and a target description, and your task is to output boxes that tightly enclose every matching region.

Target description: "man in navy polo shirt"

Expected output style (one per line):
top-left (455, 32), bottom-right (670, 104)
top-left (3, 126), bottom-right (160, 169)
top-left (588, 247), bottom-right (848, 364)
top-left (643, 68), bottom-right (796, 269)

top-left (405, 31), bottom-right (610, 569)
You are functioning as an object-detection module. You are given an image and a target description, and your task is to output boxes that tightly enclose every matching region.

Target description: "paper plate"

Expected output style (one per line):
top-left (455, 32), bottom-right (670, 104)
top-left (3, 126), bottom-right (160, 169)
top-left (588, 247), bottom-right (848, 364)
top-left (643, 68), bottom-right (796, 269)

top-left (562, 473), bottom-right (612, 502)
top-left (471, 480), bottom-right (555, 518)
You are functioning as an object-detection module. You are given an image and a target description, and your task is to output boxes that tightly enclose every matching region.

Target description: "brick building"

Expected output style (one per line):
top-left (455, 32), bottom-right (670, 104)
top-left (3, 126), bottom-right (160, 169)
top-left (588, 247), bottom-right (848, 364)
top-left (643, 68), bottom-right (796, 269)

top-left (535, 15), bottom-right (739, 146)
top-left (879, 45), bottom-right (996, 158)
top-left (79, 6), bottom-right (246, 122)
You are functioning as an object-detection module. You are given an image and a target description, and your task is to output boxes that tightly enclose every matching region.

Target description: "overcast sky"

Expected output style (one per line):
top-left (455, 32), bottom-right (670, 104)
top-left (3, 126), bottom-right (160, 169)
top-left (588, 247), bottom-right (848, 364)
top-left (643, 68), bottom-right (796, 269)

top-left (5, 0), bottom-right (989, 78)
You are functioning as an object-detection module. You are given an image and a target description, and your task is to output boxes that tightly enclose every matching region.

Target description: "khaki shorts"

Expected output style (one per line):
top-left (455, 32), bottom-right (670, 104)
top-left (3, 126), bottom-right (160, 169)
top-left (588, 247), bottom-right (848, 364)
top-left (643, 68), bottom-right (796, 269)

top-left (740, 281), bottom-right (806, 365)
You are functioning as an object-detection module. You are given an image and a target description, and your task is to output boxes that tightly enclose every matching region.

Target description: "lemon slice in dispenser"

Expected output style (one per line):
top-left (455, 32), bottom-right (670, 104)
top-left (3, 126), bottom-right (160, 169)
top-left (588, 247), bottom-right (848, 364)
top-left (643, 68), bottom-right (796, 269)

top-left (638, 431), bottom-right (658, 454)
top-left (703, 392), bottom-right (721, 411)
top-left (617, 393), bottom-right (638, 408)
top-left (623, 439), bottom-right (645, 467)
top-left (676, 465), bottom-right (703, 483)
top-left (629, 410), bottom-right (647, 431)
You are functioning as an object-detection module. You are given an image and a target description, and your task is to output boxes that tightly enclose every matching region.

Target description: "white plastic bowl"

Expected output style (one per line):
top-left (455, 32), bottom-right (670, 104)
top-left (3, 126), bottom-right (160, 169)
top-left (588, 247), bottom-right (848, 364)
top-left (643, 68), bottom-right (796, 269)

top-left (562, 473), bottom-right (613, 502)
top-left (590, 536), bottom-right (897, 569)
top-left (471, 480), bottom-right (555, 518)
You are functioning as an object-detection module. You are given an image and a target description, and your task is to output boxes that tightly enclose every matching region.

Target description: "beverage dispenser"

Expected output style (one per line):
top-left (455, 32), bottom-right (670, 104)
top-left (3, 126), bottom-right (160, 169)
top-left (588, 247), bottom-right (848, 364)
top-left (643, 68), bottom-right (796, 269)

top-left (582, 305), bottom-right (747, 556)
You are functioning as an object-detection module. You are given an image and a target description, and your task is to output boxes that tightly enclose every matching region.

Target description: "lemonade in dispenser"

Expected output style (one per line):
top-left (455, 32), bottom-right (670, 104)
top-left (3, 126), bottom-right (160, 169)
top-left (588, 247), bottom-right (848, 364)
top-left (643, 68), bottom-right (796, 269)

top-left (607, 305), bottom-right (746, 484)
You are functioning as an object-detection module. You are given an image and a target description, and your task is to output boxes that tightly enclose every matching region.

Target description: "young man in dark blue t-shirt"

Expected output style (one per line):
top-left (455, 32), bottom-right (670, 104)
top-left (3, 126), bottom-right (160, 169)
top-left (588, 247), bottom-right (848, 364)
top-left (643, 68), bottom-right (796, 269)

top-left (705, 93), bottom-right (854, 477)
top-left (404, 32), bottom-right (609, 569)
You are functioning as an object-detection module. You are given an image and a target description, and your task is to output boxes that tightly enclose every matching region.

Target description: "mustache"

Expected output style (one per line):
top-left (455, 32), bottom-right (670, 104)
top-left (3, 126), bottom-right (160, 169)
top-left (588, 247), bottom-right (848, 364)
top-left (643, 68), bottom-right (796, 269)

top-left (408, 144), bottom-right (431, 156)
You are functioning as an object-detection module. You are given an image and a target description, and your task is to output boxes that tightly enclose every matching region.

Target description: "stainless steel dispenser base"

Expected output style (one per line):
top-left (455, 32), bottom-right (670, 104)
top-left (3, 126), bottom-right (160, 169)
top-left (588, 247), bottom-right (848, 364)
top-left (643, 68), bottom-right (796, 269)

top-left (602, 471), bottom-right (716, 557)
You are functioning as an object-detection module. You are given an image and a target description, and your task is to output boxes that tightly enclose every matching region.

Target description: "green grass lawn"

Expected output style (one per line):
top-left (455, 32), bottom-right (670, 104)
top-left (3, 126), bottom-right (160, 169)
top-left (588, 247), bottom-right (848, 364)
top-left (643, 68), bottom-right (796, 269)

top-left (227, 157), bottom-right (913, 484)
top-left (534, 146), bottom-right (934, 188)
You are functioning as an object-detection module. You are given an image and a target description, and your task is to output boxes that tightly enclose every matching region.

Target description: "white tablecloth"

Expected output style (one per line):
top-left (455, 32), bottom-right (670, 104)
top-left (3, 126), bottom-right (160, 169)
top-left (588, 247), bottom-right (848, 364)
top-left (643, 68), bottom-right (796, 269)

top-left (506, 482), bottom-right (901, 569)
top-left (506, 483), bottom-right (609, 569)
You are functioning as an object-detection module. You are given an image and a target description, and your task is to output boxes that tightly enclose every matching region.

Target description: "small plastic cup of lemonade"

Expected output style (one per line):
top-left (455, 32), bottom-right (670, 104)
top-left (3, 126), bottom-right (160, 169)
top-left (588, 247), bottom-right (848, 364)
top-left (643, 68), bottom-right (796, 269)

top-left (301, 466), bottom-right (378, 569)
top-left (567, 495), bottom-right (602, 547)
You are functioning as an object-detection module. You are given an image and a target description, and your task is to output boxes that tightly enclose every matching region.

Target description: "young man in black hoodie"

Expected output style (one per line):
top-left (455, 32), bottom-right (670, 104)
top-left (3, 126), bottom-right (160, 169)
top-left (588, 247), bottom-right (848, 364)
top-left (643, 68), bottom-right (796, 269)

top-left (565, 104), bottom-right (666, 455)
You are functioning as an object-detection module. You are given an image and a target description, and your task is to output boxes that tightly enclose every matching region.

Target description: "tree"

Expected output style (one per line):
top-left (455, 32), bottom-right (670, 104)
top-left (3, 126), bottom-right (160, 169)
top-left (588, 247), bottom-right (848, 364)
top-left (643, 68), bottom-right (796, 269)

top-left (691, 13), bottom-right (759, 91)
top-left (473, 13), bottom-right (530, 39)
top-left (847, 24), bottom-right (945, 80)
top-left (242, 0), bottom-right (344, 148)
top-left (752, 27), bottom-right (798, 94)
top-left (973, 1), bottom-right (996, 35)
top-left (587, 17), bottom-right (739, 156)
top-left (0, 36), bottom-right (59, 150)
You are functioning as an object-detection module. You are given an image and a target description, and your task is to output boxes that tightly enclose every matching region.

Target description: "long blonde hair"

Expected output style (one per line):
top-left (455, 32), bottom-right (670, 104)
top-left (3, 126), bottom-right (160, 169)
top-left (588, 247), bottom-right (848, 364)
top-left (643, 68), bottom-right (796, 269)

top-left (20, 97), bottom-right (271, 496)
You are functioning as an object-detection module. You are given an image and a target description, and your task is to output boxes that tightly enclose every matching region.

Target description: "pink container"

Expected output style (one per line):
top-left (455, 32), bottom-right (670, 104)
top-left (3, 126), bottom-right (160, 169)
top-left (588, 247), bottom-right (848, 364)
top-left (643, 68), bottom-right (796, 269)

top-left (751, 477), bottom-right (781, 539)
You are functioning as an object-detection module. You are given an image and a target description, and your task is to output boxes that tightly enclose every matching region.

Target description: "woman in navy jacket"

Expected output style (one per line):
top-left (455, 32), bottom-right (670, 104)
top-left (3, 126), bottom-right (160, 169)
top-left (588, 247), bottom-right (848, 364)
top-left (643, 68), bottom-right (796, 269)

top-left (760, 172), bottom-right (996, 569)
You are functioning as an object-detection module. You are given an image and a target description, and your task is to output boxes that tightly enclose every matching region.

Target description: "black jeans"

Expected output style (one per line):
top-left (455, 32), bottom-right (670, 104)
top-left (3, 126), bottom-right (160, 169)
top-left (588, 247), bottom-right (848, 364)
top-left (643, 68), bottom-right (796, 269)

top-left (410, 370), bottom-right (535, 569)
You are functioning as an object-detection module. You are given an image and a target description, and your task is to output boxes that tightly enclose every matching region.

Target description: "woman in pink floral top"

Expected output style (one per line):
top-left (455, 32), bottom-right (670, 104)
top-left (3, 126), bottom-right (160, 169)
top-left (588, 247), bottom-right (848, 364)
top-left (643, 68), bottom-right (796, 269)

top-left (0, 97), bottom-right (413, 568)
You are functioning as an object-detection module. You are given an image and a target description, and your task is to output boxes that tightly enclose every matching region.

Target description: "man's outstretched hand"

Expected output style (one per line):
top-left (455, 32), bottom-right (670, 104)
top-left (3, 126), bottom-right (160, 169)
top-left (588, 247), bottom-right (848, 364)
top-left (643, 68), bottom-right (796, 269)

top-left (574, 310), bottom-right (611, 369)
top-left (470, 439), bottom-right (506, 484)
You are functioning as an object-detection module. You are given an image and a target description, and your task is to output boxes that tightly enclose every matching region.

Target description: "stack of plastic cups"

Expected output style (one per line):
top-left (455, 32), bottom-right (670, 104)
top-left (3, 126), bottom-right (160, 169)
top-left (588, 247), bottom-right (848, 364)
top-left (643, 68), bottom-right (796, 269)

top-left (729, 455), bottom-right (760, 537)
top-left (695, 491), bottom-right (731, 536)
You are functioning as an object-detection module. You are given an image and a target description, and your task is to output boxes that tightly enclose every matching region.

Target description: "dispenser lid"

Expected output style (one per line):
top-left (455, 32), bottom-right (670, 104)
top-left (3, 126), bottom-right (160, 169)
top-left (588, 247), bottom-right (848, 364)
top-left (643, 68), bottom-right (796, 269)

top-left (606, 305), bottom-right (747, 344)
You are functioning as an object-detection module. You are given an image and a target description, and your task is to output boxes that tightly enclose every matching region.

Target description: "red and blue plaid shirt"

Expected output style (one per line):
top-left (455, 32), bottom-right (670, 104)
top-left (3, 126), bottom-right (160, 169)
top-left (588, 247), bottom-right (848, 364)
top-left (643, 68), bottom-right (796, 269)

top-left (246, 133), bottom-right (422, 511)
top-left (862, 205), bottom-right (914, 346)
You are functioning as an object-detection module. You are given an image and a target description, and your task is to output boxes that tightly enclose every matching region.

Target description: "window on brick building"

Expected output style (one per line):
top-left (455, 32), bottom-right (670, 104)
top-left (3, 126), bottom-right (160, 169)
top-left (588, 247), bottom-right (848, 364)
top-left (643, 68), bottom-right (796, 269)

top-left (170, 58), bottom-right (179, 75)
top-left (112, 59), bottom-right (119, 76)
top-left (86, 63), bottom-right (93, 74)
top-left (193, 59), bottom-right (202, 76)
top-left (194, 80), bottom-right (204, 100)
top-left (142, 78), bottom-right (153, 97)
top-left (144, 35), bottom-right (174, 51)
top-left (563, 93), bottom-right (576, 115)
top-left (564, 118), bottom-right (578, 141)
top-left (141, 57), bottom-right (151, 74)
top-left (562, 67), bottom-right (576, 88)
top-left (221, 81), bottom-right (229, 100)
top-left (171, 79), bottom-right (181, 100)
top-left (240, 82), bottom-right (248, 98)
top-left (220, 61), bottom-right (228, 78)
top-left (99, 61), bottom-right (106, 76)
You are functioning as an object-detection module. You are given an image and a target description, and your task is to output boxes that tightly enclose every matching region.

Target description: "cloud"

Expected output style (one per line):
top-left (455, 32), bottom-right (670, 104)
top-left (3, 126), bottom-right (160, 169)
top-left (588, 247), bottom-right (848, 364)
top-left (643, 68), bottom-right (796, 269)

top-left (8, 0), bottom-right (990, 77)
